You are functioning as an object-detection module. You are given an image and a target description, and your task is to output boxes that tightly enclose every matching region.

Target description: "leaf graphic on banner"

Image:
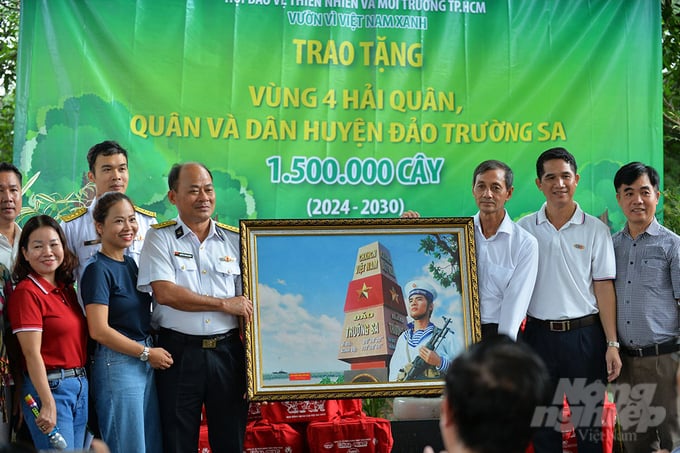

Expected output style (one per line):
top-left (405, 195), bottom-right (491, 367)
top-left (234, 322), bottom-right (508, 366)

top-left (20, 94), bottom-right (255, 223)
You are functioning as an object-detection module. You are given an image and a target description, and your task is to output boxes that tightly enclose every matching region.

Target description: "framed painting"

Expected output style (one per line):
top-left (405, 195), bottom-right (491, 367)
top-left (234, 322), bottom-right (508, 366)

top-left (240, 217), bottom-right (480, 401)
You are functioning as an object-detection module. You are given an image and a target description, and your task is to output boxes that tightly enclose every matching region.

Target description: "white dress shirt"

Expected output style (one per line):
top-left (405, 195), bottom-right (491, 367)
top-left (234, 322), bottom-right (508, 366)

top-left (474, 210), bottom-right (538, 339)
top-left (137, 217), bottom-right (241, 335)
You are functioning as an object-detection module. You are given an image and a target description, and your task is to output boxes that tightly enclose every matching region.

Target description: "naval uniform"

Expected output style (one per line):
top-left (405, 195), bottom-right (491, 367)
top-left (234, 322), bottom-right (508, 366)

top-left (137, 217), bottom-right (247, 453)
top-left (61, 202), bottom-right (156, 301)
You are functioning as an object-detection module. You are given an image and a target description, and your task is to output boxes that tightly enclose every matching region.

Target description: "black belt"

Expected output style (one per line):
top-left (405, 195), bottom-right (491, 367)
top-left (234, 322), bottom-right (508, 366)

top-left (46, 367), bottom-right (86, 380)
top-left (527, 314), bottom-right (599, 332)
top-left (622, 339), bottom-right (680, 357)
top-left (159, 327), bottom-right (239, 349)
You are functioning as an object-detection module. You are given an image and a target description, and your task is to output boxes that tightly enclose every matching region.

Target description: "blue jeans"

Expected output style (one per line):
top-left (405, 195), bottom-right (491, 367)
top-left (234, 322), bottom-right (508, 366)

top-left (22, 372), bottom-right (88, 451)
top-left (91, 338), bottom-right (162, 453)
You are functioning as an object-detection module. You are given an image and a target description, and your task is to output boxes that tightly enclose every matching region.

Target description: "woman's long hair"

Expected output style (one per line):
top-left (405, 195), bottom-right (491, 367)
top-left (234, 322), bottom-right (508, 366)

top-left (13, 215), bottom-right (78, 285)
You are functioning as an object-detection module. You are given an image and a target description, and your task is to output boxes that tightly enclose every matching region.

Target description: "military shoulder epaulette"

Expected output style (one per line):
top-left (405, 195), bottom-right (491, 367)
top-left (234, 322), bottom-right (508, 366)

top-left (61, 207), bottom-right (88, 222)
top-left (216, 222), bottom-right (239, 234)
top-left (152, 220), bottom-right (177, 229)
top-left (134, 205), bottom-right (157, 218)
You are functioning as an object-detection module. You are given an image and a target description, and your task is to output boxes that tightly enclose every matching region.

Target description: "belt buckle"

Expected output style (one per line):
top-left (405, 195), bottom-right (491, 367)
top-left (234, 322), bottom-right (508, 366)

top-left (549, 320), bottom-right (569, 332)
top-left (202, 338), bottom-right (217, 349)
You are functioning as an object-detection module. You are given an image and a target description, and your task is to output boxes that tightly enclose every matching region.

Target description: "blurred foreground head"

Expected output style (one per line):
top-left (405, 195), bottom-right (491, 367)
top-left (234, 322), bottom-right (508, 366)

top-left (440, 335), bottom-right (550, 453)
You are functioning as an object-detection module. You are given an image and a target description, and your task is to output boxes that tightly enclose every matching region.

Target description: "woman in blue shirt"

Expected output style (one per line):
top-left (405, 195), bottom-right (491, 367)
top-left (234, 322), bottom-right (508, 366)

top-left (81, 192), bottom-right (173, 453)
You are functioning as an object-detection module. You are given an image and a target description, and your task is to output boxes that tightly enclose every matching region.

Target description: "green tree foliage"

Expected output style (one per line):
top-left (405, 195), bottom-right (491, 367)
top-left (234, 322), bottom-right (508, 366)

top-left (662, 0), bottom-right (680, 231)
top-left (418, 234), bottom-right (461, 293)
top-left (0, 0), bottom-right (18, 162)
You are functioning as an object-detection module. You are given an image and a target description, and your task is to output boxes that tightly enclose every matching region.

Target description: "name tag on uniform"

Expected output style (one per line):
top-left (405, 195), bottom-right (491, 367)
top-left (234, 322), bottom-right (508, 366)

top-left (219, 256), bottom-right (236, 262)
top-left (174, 251), bottom-right (193, 259)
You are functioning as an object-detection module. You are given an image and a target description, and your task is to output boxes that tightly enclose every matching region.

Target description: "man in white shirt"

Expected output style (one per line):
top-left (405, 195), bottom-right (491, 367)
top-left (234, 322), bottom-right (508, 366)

top-left (138, 162), bottom-right (253, 452)
top-left (517, 147), bottom-right (621, 453)
top-left (471, 160), bottom-right (538, 340)
top-left (403, 160), bottom-right (538, 341)
top-left (60, 140), bottom-right (156, 295)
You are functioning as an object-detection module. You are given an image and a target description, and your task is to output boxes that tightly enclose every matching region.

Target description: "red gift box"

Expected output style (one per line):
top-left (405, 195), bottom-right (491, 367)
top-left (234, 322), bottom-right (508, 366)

top-left (307, 413), bottom-right (393, 453)
top-left (259, 399), bottom-right (363, 424)
top-left (245, 419), bottom-right (305, 453)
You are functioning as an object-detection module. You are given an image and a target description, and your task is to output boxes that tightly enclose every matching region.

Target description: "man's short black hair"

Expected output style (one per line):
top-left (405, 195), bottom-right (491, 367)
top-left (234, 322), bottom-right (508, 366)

top-left (472, 160), bottom-right (513, 189)
top-left (613, 161), bottom-right (660, 191)
top-left (86, 140), bottom-right (128, 172)
top-left (0, 162), bottom-right (22, 185)
top-left (444, 335), bottom-right (550, 453)
top-left (167, 162), bottom-right (213, 191)
top-left (536, 147), bottom-right (577, 180)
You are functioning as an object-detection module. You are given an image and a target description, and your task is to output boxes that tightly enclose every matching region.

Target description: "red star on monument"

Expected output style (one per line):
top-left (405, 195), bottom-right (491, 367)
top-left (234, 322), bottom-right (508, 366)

top-left (356, 283), bottom-right (372, 299)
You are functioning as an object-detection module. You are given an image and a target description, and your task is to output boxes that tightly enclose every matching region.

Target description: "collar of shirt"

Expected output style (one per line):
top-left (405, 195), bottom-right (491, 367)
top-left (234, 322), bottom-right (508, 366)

top-left (473, 210), bottom-right (513, 240)
top-left (173, 216), bottom-right (223, 242)
top-left (406, 322), bottom-right (435, 346)
top-left (26, 273), bottom-right (60, 294)
top-left (535, 202), bottom-right (585, 228)
top-left (623, 217), bottom-right (661, 239)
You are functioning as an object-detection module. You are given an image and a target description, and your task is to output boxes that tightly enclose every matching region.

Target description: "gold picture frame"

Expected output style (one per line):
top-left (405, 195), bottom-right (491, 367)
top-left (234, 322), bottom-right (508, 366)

top-left (240, 217), bottom-right (480, 401)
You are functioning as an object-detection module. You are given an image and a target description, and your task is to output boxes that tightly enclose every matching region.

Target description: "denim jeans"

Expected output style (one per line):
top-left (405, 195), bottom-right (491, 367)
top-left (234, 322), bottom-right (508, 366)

top-left (91, 338), bottom-right (162, 453)
top-left (22, 371), bottom-right (88, 451)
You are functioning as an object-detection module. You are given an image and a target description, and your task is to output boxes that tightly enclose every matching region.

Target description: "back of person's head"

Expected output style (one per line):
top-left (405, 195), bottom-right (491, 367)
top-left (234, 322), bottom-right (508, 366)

top-left (86, 140), bottom-right (128, 172)
top-left (536, 147), bottom-right (577, 179)
top-left (444, 335), bottom-right (550, 453)
top-left (472, 160), bottom-right (513, 189)
top-left (0, 162), bottom-right (23, 185)
top-left (613, 161), bottom-right (660, 191)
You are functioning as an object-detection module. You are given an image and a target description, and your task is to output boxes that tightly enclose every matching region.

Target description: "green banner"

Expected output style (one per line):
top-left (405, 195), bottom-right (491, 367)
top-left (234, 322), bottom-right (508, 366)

top-left (14, 0), bottom-right (661, 229)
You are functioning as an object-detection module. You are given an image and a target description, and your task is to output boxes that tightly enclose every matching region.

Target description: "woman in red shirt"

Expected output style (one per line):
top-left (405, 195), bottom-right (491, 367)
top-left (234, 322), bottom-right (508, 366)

top-left (8, 215), bottom-right (87, 451)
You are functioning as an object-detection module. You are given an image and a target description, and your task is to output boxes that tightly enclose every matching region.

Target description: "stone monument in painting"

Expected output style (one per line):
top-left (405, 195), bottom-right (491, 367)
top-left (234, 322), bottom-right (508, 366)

top-left (338, 241), bottom-right (408, 382)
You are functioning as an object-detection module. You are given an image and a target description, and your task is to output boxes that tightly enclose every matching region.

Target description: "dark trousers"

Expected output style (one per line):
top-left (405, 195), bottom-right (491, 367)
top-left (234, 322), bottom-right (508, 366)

top-left (481, 323), bottom-right (499, 340)
top-left (522, 320), bottom-right (607, 453)
top-left (156, 329), bottom-right (248, 453)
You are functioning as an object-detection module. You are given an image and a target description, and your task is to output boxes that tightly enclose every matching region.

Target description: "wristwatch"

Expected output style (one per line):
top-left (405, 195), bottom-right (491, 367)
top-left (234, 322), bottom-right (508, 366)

top-left (606, 340), bottom-right (620, 349)
top-left (139, 346), bottom-right (150, 362)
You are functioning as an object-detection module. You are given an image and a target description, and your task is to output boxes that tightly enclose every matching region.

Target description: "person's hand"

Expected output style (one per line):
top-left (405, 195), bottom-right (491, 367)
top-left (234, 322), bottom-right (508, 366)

top-left (419, 347), bottom-right (442, 367)
top-left (402, 210), bottom-right (421, 218)
top-left (36, 402), bottom-right (57, 435)
top-left (225, 295), bottom-right (254, 323)
top-left (91, 438), bottom-right (111, 453)
top-left (605, 347), bottom-right (622, 382)
top-left (148, 347), bottom-right (174, 370)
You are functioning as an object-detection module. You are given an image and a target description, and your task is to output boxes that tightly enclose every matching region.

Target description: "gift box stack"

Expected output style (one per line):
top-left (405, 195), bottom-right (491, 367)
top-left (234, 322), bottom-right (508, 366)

top-left (197, 399), bottom-right (394, 453)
